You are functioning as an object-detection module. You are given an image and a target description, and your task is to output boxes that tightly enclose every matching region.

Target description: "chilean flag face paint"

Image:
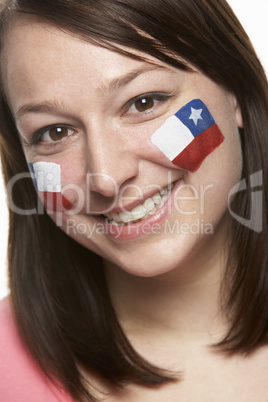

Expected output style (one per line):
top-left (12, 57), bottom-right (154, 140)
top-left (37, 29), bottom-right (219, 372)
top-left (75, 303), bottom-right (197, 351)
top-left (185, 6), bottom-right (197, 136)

top-left (28, 161), bottom-right (73, 211)
top-left (151, 99), bottom-right (224, 172)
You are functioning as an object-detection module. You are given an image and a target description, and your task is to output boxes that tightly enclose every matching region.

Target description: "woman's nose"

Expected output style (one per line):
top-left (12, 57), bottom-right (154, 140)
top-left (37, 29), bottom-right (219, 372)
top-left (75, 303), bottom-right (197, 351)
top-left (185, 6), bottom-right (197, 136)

top-left (85, 124), bottom-right (140, 198)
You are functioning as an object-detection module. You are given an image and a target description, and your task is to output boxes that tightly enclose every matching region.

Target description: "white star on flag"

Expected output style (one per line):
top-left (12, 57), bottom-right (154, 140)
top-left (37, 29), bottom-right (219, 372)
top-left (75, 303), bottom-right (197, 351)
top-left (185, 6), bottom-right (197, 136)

top-left (189, 107), bottom-right (203, 126)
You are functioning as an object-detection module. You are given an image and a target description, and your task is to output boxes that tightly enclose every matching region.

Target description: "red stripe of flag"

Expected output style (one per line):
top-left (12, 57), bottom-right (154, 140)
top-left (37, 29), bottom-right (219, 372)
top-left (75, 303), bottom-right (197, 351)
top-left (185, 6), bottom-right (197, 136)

top-left (172, 124), bottom-right (224, 172)
top-left (39, 192), bottom-right (73, 212)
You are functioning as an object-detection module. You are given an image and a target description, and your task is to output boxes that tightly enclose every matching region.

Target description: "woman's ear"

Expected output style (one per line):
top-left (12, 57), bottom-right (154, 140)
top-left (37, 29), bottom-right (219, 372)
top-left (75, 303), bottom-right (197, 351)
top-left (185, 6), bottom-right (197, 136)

top-left (228, 93), bottom-right (244, 129)
top-left (234, 97), bottom-right (243, 128)
top-left (235, 104), bottom-right (243, 129)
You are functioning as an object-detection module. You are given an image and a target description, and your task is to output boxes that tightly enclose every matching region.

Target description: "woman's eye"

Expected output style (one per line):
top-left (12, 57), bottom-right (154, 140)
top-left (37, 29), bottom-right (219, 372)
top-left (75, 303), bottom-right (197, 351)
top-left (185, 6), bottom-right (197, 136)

top-left (133, 97), bottom-right (155, 112)
top-left (125, 93), bottom-right (173, 116)
top-left (39, 126), bottom-right (76, 143)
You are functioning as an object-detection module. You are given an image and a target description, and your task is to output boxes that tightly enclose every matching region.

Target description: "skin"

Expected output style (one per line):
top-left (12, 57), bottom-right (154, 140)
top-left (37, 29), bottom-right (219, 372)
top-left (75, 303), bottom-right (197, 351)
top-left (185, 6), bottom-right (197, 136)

top-left (2, 17), bottom-right (242, 275)
top-left (3, 16), bottom-right (268, 401)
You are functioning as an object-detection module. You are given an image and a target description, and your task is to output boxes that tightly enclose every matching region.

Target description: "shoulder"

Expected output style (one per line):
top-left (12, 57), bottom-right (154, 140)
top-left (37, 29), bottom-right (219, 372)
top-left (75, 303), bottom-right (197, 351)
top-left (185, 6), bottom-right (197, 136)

top-left (0, 297), bottom-right (73, 401)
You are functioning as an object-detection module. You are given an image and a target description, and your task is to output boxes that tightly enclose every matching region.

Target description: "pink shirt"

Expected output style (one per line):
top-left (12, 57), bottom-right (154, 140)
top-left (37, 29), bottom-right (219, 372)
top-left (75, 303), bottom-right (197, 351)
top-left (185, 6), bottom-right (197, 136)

top-left (0, 297), bottom-right (74, 401)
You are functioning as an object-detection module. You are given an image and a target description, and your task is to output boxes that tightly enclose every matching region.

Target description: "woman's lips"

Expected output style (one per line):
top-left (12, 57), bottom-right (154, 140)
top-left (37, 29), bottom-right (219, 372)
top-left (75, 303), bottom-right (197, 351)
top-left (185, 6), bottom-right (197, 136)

top-left (103, 183), bottom-right (174, 225)
top-left (94, 179), bottom-right (183, 240)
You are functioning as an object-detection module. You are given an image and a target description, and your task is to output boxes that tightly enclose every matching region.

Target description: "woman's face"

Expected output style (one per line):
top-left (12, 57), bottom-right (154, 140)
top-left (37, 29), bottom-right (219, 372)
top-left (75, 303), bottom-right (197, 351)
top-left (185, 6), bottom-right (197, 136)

top-left (1, 18), bottom-right (243, 276)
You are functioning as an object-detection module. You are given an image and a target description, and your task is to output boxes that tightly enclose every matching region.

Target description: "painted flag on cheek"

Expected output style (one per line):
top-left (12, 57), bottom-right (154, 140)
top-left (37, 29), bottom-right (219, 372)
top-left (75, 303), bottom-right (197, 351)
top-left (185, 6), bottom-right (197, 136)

top-left (28, 161), bottom-right (73, 211)
top-left (151, 99), bottom-right (224, 172)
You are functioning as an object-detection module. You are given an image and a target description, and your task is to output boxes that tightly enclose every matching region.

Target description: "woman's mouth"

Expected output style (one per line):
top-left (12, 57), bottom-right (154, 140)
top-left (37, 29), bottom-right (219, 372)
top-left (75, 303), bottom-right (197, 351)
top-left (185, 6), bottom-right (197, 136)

top-left (102, 183), bottom-right (175, 226)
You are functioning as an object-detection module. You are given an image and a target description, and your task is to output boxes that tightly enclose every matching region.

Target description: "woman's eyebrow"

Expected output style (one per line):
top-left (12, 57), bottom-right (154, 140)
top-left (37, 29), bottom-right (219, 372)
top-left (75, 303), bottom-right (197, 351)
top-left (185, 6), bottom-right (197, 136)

top-left (15, 99), bottom-right (68, 120)
top-left (14, 64), bottom-right (167, 120)
top-left (101, 63), bottom-right (166, 93)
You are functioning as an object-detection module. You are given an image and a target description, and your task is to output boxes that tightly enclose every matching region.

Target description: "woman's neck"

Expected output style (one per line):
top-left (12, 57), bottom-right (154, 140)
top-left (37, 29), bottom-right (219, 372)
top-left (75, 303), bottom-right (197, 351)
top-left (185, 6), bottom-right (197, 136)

top-left (104, 231), bottom-right (231, 349)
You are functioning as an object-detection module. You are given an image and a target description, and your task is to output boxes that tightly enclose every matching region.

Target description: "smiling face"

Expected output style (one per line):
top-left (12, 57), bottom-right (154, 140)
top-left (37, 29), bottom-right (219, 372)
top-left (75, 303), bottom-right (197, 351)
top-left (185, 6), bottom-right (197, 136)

top-left (1, 17), bottom-right (243, 277)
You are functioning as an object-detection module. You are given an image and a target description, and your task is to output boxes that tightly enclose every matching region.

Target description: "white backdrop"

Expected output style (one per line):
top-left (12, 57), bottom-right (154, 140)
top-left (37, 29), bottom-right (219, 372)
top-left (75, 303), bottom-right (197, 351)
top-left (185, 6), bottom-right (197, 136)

top-left (0, 0), bottom-right (268, 299)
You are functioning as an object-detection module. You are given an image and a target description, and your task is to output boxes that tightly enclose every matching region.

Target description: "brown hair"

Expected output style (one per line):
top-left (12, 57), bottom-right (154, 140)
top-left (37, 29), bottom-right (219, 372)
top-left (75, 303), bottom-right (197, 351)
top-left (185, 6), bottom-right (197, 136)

top-left (0, 0), bottom-right (268, 400)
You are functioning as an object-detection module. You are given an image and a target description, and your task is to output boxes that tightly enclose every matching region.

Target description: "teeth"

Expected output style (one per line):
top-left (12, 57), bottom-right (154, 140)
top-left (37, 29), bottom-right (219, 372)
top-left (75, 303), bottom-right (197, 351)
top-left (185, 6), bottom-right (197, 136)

top-left (104, 183), bottom-right (174, 225)
top-left (167, 186), bottom-right (172, 194)
top-left (119, 211), bottom-right (133, 223)
top-left (143, 198), bottom-right (155, 212)
top-left (160, 194), bottom-right (169, 206)
top-left (110, 220), bottom-right (120, 226)
top-left (111, 212), bottom-right (122, 223)
top-left (148, 205), bottom-right (157, 215)
top-left (132, 205), bottom-right (146, 219)
top-left (153, 192), bottom-right (161, 205)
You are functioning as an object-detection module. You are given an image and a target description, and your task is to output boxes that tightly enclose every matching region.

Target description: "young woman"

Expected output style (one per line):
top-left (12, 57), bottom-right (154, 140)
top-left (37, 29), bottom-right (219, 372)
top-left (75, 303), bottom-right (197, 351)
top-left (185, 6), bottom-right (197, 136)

top-left (0, 0), bottom-right (268, 400)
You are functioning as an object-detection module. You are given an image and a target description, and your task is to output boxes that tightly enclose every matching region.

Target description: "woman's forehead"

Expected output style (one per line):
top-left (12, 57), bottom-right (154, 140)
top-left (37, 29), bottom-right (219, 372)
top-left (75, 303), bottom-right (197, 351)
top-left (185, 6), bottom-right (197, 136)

top-left (1, 19), bottom-right (181, 121)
